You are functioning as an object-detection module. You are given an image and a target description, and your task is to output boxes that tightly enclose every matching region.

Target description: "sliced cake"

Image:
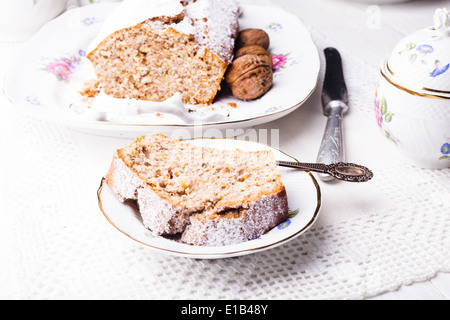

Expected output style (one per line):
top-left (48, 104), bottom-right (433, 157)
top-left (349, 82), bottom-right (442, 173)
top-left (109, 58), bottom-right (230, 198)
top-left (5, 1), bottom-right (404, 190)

top-left (105, 134), bottom-right (289, 246)
top-left (86, 0), bottom-right (240, 105)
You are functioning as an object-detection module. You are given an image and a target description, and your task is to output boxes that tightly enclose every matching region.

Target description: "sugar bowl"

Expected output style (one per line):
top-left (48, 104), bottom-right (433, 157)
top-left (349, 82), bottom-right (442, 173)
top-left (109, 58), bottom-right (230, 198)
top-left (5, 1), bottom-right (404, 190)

top-left (375, 8), bottom-right (450, 169)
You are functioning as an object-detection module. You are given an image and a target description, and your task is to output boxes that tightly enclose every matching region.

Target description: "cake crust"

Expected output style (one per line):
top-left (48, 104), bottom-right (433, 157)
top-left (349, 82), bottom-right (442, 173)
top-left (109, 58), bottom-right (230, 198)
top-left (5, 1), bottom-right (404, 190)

top-left (182, 188), bottom-right (288, 246)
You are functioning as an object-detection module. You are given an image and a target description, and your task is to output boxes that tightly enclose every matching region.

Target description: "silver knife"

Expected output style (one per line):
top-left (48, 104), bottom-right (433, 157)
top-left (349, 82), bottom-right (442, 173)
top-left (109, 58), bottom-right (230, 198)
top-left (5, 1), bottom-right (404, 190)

top-left (316, 47), bottom-right (349, 181)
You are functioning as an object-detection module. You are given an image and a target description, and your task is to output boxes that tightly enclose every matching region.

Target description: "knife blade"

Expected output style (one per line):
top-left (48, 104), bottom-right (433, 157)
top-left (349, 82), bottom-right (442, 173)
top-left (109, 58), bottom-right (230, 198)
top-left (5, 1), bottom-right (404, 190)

top-left (316, 47), bottom-right (349, 181)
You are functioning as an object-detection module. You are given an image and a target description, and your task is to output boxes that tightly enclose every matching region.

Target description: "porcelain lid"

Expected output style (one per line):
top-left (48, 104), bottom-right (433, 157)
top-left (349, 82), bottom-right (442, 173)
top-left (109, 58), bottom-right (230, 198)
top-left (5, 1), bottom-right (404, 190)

top-left (386, 8), bottom-right (450, 94)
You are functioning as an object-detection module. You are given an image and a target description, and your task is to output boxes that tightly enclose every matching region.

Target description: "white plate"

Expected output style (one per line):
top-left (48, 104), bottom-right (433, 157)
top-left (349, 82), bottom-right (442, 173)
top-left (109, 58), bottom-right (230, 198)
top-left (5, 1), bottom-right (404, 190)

top-left (97, 139), bottom-right (321, 259)
top-left (4, 3), bottom-right (320, 138)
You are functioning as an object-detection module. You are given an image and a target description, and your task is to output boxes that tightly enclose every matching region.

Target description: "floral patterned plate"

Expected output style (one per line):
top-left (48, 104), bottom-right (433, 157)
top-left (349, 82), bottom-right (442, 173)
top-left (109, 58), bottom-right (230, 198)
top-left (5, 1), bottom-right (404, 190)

top-left (97, 138), bottom-right (321, 259)
top-left (3, 3), bottom-right (320, 138)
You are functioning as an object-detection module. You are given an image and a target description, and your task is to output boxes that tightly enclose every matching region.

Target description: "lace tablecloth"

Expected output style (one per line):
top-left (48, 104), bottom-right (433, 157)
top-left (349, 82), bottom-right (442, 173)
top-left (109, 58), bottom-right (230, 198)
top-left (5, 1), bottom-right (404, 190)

top-left (0, 0), bottom-right (449, 300)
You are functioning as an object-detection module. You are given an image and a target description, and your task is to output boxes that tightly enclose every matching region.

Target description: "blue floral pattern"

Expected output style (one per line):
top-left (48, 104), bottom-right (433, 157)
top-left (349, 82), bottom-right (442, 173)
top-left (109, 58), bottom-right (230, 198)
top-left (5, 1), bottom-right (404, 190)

top-left (430, 61), bottom-right (450, 77)
top-left (399, 43), bottom-right (450, 78)
top-left (440, 141), bottom-right (450, 161)
top-left (416, 44), bottom-right (434, 54)
top-left (277, 220), bottom-right (291, 230)
top-left (277, 208), bottom-right (299, 230)
top-left (81, 17), bottom-right (100, 26)
top-left (267, 22), bottom-right (283, 33)
top-left (25, 93), bottom-right (40, 106)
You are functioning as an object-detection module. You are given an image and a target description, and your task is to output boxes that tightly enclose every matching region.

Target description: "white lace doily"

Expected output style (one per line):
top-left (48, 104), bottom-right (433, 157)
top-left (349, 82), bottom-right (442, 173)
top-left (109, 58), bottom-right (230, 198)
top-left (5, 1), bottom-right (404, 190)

top-left (0, 0), bottom-right (449, 300)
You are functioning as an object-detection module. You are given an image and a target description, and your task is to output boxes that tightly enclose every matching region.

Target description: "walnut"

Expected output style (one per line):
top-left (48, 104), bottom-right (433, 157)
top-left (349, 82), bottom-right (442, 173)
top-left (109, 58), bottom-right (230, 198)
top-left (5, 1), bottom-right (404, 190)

top-left (225, 55), bottom-right (273, 100)
top-left (225, 28), bottom-right (273, 101)
top-left (235, 45), bottom-right (273, 68)
top-left (235, 29), bottom-right (270, 50)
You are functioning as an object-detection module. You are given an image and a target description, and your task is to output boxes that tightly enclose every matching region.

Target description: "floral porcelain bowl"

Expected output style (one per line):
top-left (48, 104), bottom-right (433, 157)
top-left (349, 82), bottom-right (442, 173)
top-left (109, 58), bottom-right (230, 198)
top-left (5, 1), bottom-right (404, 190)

top-left (375, 8), bottom-right (450, 169)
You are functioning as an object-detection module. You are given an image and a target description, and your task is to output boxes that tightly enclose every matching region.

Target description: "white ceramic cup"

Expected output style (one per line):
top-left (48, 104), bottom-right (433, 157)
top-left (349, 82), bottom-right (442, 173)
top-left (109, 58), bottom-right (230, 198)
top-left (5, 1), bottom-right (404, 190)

top-left (0, 0), bottom-right (70, 41)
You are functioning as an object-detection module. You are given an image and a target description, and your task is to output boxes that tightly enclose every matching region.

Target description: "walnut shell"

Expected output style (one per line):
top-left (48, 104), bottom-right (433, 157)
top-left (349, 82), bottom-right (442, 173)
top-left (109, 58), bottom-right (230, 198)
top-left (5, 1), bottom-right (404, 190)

top-left (234, 45), bottom-right (273, 68)
top-left (225, 55), bottom-right (273, 100)
top-left (225, 55), bottom-right (272, 83)
top-left (235, 29), bottom-right (270, 50)
top-left (229, 67), bottom-right (273, 100)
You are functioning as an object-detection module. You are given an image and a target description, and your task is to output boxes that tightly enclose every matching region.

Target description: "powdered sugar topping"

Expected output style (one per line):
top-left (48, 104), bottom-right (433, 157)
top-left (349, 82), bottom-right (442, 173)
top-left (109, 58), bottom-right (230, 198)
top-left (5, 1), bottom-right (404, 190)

top-left (184, 0), bottom-right (240, 64)
top-left (88, 0), bottom-right (240, 64)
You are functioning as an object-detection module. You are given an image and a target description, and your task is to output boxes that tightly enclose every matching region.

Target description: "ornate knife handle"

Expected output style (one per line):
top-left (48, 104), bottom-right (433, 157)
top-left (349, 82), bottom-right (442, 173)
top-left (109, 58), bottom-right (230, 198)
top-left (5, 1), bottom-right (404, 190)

top-left (277, 161), bottom-right (374, 183)
top-left (316, 101), bottom-right (348, 181)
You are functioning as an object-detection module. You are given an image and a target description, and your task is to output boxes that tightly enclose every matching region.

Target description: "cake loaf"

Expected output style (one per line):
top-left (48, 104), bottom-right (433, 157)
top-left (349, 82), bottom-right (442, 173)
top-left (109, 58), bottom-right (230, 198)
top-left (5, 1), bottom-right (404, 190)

top-left (105, 134), bottom-right (289, 247)
top-left (86, 0), bottom-right (240, 105)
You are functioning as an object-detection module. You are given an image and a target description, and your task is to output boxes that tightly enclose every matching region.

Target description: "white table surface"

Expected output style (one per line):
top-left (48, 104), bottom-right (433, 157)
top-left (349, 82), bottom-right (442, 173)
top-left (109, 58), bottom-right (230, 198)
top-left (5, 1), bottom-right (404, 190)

top-left (268, 0), bottom-right (450, 300)
top-left (0, 0), bottom-right (448, 300)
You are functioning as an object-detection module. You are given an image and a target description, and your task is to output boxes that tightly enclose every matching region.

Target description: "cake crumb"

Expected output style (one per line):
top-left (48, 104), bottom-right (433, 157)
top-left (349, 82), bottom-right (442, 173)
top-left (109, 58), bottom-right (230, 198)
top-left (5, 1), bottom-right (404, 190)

top-left (79, 79), bottom-right (101, 99)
